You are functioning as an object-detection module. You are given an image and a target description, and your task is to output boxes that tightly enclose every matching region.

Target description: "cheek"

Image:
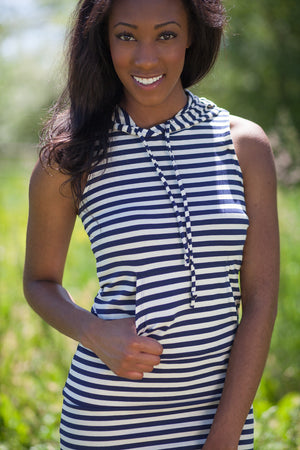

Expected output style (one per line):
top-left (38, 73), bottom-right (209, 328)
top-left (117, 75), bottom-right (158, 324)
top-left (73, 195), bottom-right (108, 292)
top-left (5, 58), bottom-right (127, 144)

top-left (164, 45), bottom-right (187, 70)
top-left (109, 43), bottom-right (130, 75)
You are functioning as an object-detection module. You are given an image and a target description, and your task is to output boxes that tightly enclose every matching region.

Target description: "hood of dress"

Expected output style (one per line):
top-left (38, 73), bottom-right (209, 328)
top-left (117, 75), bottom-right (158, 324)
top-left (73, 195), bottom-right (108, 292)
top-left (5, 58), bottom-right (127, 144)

top-left (112, 90), bottom-right (220, 137)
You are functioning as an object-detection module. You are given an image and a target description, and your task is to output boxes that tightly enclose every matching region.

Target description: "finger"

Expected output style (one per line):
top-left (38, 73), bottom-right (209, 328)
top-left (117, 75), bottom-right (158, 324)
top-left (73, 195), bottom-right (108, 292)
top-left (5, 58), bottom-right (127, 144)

top-left (122, 370), bottom-right (144, 380)
top-left (136, 352), bottom-right (161, 367)
top-left (121, 345), bottom-right (161, 368)
top-left (135, 363), bottom-right (159, 373)
top-left (136, 336), bottom-right (163, 355)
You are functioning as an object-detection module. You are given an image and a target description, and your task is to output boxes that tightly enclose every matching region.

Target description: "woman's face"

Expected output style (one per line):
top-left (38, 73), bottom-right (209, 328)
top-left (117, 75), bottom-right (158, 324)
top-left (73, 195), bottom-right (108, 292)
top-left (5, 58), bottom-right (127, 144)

top-left (108, 0), bottom-right (190, 125)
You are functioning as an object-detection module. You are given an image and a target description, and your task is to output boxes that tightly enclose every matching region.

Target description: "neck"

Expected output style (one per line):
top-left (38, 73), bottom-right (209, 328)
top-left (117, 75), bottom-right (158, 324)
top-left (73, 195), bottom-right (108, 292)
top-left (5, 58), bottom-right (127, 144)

top-left (120, 90), bottom-right (188, 129)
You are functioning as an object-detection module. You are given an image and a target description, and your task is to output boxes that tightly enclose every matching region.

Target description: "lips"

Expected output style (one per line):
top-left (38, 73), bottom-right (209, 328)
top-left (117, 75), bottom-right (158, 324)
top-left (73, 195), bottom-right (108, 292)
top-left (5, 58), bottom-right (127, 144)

top-left (133, 75), bottom-right (163, 86)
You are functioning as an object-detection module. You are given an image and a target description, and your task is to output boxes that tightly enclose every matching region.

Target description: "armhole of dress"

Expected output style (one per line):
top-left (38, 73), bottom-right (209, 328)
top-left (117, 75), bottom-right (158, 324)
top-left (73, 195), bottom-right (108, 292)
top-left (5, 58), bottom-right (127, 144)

top-left (227, 113), bottom-right (246, 187)
top-left (78, 174), bottom-right (93, 219)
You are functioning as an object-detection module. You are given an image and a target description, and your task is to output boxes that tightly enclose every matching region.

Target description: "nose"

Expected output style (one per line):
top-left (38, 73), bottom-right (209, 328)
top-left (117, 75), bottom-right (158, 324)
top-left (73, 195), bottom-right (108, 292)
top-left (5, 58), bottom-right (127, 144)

top-left (134, 42), bottom-right (159, 70)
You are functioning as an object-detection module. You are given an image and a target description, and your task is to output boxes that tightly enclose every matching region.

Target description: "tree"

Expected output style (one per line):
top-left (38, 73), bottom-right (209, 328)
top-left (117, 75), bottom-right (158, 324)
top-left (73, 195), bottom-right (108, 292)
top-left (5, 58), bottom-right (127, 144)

top-left (0, 0), bottom-right (72, 151)
top-left (196, 0), bottom-right (300, 183)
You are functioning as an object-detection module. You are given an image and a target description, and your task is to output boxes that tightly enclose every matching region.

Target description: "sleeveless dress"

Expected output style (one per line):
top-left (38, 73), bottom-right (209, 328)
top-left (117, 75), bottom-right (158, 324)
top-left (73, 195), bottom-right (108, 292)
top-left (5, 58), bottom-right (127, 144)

top-left (60, 92), bottom-right (254, 449)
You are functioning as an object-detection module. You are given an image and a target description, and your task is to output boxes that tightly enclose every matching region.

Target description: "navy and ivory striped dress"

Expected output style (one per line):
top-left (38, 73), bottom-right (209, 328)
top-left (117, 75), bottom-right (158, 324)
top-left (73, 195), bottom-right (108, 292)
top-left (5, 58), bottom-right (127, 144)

top-left (60, 91), bottom-right (254, 449)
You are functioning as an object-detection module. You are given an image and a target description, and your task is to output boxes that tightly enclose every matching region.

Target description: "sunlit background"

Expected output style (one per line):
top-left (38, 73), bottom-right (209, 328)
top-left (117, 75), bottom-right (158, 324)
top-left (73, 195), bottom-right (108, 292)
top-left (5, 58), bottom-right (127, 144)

top-left (0, 0), bottom-right (299, 448)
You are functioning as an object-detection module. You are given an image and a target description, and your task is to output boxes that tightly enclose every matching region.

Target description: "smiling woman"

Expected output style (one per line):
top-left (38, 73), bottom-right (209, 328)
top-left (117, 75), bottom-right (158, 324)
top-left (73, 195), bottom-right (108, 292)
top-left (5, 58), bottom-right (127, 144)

top-left (23, 0), bottom-right (279, 449)
top-left (108, 0), bottom-right (190, 127)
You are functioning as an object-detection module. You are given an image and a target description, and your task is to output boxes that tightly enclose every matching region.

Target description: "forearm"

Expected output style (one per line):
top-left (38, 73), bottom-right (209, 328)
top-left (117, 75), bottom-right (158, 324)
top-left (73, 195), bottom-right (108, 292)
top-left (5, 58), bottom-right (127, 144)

top-left (23, 279), bottom-right (163, 380)
top-left (23, 279), bottom-right (99, 346)
top-left (203, 301), bottom-right (277, 449)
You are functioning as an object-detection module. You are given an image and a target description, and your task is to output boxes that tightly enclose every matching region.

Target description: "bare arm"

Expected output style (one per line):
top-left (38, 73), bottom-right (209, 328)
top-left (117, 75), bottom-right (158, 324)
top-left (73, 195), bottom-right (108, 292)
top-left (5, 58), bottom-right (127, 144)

top-left (203, 117), bottom-right (279, 449)
top-left (23, 160), bottom-right (162, 380)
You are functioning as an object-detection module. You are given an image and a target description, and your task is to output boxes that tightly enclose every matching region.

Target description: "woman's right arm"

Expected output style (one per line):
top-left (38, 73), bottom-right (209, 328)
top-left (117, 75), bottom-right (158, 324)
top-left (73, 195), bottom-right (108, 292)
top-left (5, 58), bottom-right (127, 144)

top-left (23, 160), bottom-right (162, 379)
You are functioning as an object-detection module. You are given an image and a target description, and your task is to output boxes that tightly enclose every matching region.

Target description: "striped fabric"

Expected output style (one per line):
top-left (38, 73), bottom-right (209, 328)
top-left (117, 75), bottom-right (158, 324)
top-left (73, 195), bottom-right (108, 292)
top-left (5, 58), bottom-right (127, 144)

top-left (60, 92), bottom-right (254, 449)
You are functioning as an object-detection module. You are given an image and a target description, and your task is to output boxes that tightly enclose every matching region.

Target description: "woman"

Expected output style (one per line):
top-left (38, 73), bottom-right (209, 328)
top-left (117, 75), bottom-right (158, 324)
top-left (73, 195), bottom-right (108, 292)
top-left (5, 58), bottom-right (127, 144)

top-left (23, 0), bottom-right (279, 448)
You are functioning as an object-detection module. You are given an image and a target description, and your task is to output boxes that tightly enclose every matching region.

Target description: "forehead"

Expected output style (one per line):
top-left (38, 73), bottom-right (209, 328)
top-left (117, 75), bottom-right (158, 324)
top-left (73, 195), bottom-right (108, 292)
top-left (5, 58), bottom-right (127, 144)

top-left (109, 0), bottom-right (188, 26)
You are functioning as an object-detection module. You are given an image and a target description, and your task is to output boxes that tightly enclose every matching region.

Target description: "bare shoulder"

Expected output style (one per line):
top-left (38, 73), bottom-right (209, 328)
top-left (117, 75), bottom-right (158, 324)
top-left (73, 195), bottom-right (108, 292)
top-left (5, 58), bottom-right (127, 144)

top-left (29, 157), bottom-right (76, 215)
top-left (230, 115), bottom-right (276, 187)
top-left (30, 156), bottom-right (69, 190)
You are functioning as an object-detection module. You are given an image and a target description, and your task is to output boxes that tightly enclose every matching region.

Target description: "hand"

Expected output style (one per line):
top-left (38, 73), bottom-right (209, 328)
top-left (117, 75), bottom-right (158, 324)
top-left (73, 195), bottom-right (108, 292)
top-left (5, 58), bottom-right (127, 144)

top-left (84, 317), bottom-right (163, 380)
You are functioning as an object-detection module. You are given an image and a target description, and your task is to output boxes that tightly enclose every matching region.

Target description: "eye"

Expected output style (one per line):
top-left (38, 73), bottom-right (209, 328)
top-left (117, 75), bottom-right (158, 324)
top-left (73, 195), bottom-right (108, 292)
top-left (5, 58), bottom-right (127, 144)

top-left (159, 31), bottom-right (177, 41)
top-left (116, 32), bottom-right (136, 42)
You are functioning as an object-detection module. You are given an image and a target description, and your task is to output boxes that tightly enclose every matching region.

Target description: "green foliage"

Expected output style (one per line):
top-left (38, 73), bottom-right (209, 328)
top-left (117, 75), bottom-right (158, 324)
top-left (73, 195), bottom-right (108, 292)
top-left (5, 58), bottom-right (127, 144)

top-left (261, 188), bottom-right (300, 398)
top-left (198, 0), bottom-right (300, 129)
top-left (254, 393), bottom-right (300, 449)
top-left (0, 0), bottom-right (73, 152)
top-left (193, 0), bottom-right (300, 182)
top-left (0, 56), bottom-right (53, 148)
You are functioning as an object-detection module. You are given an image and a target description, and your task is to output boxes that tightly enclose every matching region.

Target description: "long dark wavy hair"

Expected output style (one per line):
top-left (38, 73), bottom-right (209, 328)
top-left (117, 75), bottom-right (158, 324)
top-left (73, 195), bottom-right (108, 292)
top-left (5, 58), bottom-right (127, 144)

top-left (40, 0), bottom-right (226, 208)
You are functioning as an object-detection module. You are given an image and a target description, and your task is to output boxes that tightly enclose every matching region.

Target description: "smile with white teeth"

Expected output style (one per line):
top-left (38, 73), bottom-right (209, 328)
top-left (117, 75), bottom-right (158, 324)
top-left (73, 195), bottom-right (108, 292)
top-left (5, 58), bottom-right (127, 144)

top-left (133, 75), bottom-right (163, 85)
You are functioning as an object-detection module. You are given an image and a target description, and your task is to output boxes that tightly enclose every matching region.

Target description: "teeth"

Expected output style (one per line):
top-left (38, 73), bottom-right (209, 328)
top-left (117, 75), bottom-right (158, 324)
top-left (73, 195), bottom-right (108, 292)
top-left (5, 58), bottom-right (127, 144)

top-left (134, 75), bottom-right (163, 85)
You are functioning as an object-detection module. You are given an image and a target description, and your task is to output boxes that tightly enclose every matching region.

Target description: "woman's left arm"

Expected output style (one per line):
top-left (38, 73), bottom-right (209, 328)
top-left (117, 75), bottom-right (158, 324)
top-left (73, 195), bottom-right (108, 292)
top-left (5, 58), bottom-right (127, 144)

top-left (203, 116), bottom-right (280, 449)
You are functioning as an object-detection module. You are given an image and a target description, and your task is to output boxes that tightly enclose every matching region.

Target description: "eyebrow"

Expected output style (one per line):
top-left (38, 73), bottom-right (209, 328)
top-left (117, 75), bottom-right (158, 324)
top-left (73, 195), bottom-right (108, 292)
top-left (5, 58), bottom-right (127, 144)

top-left (155, 21), bottom-right (181, 29)
top-left (113, 21), bottom-right (181, 29)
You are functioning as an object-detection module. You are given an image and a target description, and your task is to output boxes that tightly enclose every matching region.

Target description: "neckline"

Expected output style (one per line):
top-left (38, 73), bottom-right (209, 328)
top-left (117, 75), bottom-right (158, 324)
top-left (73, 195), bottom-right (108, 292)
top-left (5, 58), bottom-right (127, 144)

top-left (112, 91), bottom-right (220, 137)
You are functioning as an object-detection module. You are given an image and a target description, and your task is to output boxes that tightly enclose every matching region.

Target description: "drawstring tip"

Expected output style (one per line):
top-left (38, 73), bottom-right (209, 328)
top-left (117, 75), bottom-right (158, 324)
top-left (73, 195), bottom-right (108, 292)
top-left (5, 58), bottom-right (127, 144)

top-left (184, 253), bottom-right (190, 267)
top-left (190, 295), bottom-right (197, 308)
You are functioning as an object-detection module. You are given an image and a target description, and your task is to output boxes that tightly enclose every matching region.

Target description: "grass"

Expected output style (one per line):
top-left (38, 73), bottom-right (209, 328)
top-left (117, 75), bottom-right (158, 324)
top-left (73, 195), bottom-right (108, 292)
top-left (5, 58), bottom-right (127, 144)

top-left (0, 152), bottom-right (299, 449)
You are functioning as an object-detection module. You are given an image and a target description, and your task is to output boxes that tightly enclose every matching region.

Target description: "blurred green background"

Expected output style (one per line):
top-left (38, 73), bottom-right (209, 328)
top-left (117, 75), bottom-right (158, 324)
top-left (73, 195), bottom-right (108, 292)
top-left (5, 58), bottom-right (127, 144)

top-left (0, 0), bottom-right (299, 448)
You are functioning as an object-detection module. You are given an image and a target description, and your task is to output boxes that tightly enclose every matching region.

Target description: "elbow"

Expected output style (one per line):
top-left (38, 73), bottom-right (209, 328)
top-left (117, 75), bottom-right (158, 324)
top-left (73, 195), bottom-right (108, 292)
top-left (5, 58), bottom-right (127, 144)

top-left (23, 272), bottom-right (36, 309)
top-left (23, 270), bottom-right (46, 310)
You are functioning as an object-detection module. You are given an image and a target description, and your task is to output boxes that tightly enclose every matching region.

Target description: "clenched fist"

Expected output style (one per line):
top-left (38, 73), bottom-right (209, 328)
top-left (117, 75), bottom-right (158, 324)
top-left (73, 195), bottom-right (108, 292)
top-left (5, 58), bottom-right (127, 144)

top-left (82, 316), bottom-right (163, 380)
